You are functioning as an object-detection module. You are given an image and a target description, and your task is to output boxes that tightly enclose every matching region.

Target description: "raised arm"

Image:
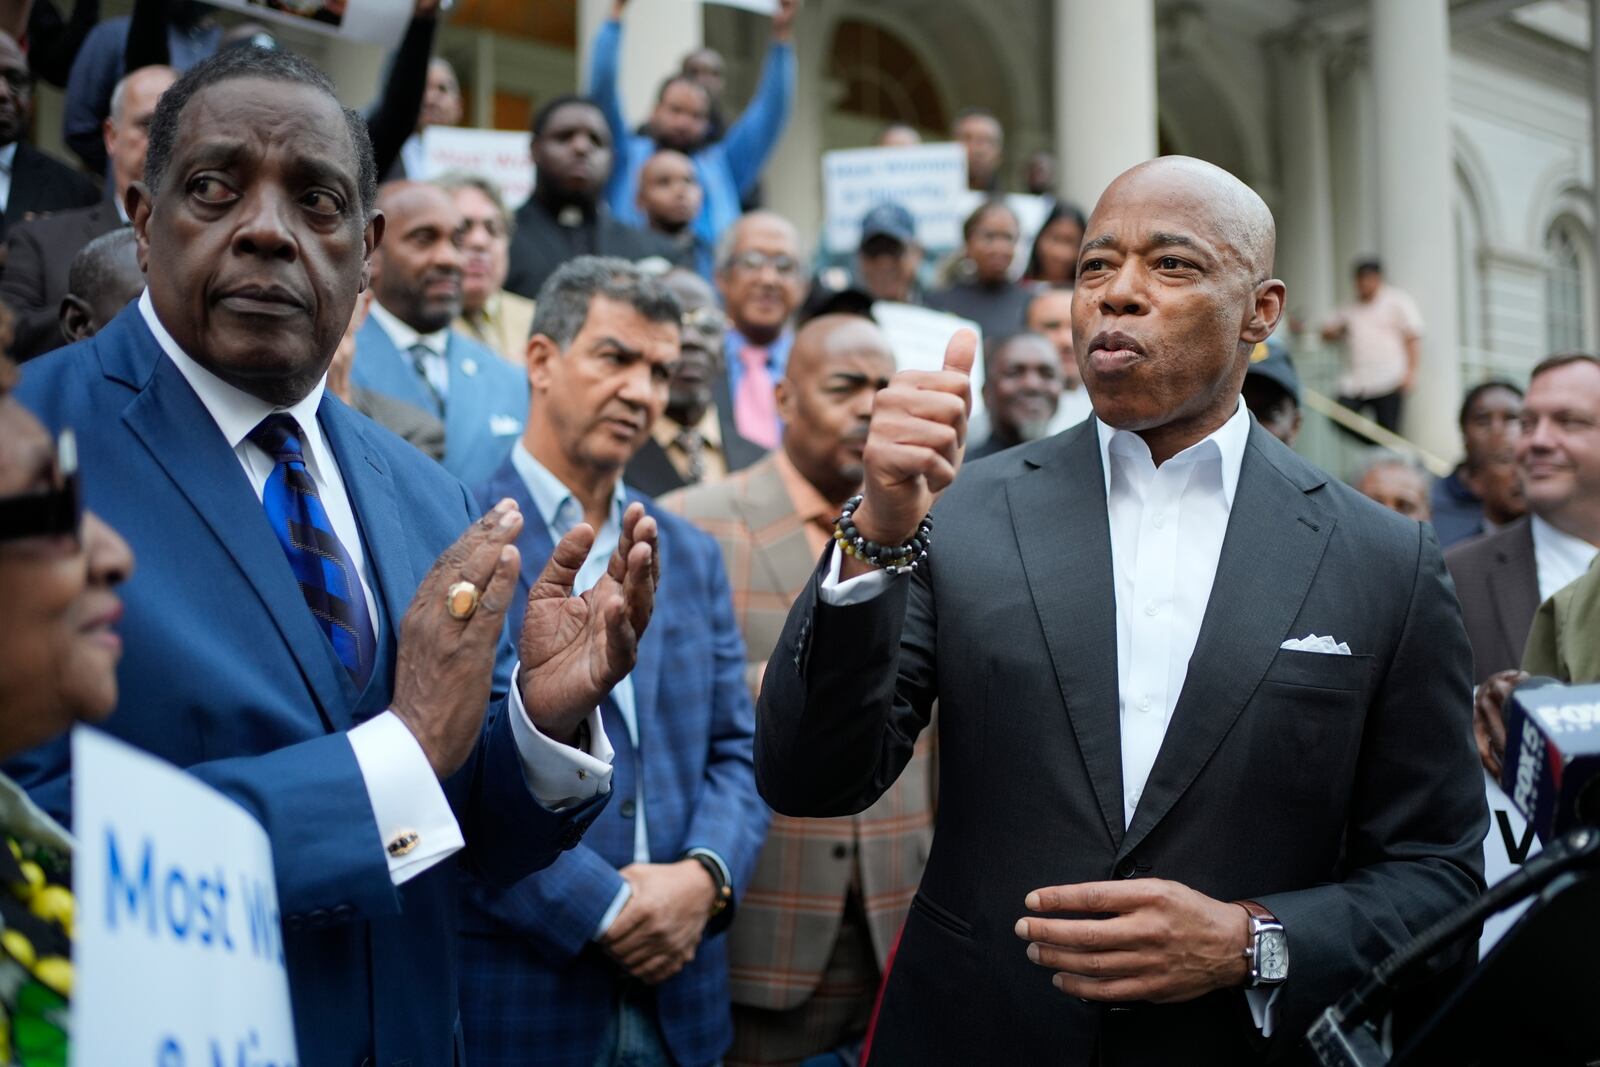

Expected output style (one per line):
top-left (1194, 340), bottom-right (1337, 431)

top-left (721, 0), bottom-right (797, 195)
top-left (364, 3), bottom-right (440, 179)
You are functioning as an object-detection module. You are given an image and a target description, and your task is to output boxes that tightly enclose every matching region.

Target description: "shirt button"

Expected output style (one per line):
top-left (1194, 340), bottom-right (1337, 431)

top-left (1153, 513), bottom-right (1165, 528)
top-left (1139, 697), bottom-right (1152, 712)
top-left (1144, 602), bottom-right (1159, 616)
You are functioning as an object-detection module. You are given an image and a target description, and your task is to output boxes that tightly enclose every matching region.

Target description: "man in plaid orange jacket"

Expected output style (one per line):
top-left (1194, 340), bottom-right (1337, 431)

top-left (663, 305), bottom-right (936, 1066)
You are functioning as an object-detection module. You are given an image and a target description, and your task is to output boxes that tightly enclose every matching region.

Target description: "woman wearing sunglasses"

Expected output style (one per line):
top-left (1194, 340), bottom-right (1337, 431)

top-left (0, 354), bottom-right (133, 1064)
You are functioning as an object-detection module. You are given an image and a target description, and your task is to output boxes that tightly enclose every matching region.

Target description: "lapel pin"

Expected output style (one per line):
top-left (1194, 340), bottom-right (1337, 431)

top-left (462, 357), bottom-right (478, 377)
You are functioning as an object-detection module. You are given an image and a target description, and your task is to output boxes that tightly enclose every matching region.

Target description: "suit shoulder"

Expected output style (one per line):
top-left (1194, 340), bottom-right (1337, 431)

top-left (660, 471), bottom-right (748, 520)
top-left (14, 335), bottom-right (112, 418)
top-left (1444, 518), bottom-right (1528, 573)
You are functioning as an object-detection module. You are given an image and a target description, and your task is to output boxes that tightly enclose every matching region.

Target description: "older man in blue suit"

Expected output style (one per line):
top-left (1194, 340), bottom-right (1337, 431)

top-left (459, 257), bottom-right (769, 1067)
top-left (351, 180), bottom-right (528, 486)
top-left (12, 48), bottom-right (665, 1065)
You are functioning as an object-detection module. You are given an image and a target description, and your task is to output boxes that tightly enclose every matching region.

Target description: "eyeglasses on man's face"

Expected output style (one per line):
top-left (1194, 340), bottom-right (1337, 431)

top-left (728, 250), bottom-right (800, 278)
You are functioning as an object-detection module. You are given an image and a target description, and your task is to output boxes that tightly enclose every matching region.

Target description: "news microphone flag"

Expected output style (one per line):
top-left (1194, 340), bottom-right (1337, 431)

top-left (1500, 679), bottom-right (1600, 842)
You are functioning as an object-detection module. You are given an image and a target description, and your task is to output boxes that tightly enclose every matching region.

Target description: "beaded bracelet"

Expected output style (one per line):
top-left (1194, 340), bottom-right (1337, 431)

top-left (832, 494), bottom-right (933, 575)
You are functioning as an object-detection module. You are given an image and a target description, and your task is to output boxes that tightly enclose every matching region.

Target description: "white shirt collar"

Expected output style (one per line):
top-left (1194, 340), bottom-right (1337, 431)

top-left (510, 441), bottom-right (627, 535)
top-left (367, 298), bottom-right (450, 359)
top-left (1530, 513), bottom-right (1600, 601)
top-left (1095, 395), bottom-right (1251, 510)
top-left (0, 142), bottom-right (17, 176)
top-left (137, 289), bottom-right (334, 475)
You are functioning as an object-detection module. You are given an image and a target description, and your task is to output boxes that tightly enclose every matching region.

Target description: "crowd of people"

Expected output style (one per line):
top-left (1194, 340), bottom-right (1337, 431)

top-left (0, 1), bottom-right (1590, 1065)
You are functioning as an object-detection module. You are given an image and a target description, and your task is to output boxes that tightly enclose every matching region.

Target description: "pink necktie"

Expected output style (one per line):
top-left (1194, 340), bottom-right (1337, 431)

top-left (734, 344), bottom-right (780, 449)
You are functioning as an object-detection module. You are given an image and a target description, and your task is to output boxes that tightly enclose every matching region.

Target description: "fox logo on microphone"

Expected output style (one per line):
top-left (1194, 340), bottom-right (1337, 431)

top-left (1501, 679), bottom-right (1600, 841)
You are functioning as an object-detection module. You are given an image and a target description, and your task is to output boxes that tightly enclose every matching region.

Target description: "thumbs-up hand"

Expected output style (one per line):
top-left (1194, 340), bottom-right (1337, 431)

top-left (843, 329), bottom-right (976, 578)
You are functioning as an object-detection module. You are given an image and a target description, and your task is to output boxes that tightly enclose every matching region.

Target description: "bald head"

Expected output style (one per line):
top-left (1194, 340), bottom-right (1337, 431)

top-left (371, 181), bottom-right (465, 332)
top-left (1095, 156), bottom-right (1276, 281)
top-left (780, 313), bottom-right (896, 504)
top-left (1070, 155), bottom-right (1286, 463)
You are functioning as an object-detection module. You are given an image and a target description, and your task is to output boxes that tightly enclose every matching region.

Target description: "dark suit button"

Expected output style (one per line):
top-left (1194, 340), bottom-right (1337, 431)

top-left (1114, 858), bottom-right (1136, 879)
top-left (332, 904), bottom-right (353, 919)
top-left (620, 799), bottom-right (637, 818)
top-left (308, 907), bottom-right (329, 927)
top-left (285, 914), bottom-right (305, 932)
top-left (832, 844), bottom-right (849, 860)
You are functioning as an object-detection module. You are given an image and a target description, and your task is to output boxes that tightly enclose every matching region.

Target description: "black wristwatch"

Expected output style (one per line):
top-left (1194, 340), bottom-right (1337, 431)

top-left (686, 852), bottom-right (732, 920)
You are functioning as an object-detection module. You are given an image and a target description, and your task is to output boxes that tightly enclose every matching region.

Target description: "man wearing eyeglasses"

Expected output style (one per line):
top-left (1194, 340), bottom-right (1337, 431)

top-left (0, 33), bottom-right (99, 244)
top-left (628, 268), bottom-right (766, 497)
top-left (717, 211), bottom-right (806, 453)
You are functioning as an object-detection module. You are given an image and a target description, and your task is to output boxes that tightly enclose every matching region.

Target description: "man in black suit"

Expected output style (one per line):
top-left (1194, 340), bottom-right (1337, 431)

top-left (627, 267), bottom-right (764, 496)
top-left (757, 156), bottom-right (1487, 1064)
top-left (0, 32), bottom-right (99, 246)
top-left (2, 63), bottom-right (174, 360)
top-left (505, 95), bottom-right (670, 300)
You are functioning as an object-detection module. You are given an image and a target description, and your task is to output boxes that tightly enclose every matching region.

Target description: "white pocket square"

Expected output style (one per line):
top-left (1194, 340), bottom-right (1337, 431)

top-left (1280, 633), bottom-right (1351, 656)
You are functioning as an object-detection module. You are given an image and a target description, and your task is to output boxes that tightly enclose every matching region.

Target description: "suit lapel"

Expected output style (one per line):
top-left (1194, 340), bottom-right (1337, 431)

top-left (1118, 429), bottom-right (1334, 859)
top-left (732, 460), bottom-right (819, 599)
top-left (627, 491), bottom-right (665, 745)
top-left (119, 334), bottom-right (356, 731)
top-left (320, 398), bottom-right (416, 648)
top-left (1006, 423), bottom-right (1125, 848)
top-left (1487, 519), bottom-right (1539, 663)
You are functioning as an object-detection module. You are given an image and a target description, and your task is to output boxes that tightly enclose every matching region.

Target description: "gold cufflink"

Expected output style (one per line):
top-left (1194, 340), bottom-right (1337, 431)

top-left (386, 831), bottom-right (421, 857)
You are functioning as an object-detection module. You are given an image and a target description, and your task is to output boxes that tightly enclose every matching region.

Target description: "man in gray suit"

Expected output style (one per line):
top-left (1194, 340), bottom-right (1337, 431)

top-left (756, 156), bottom-right (1487, 1064)
top-left (1446, 352), bottom-right (1600, 685)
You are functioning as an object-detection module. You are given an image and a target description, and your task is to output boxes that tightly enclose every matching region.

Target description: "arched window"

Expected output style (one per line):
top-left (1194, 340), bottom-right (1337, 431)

top-left (827, 20), bottom-right (947, 134)
top-left (1546, 220), bottom-right (1589, 353)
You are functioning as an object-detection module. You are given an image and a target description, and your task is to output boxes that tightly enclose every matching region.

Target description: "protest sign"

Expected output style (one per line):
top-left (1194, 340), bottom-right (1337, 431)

top-left (74, 728), bottom-right (298, 1067)
top-left (703, 0), bottom-right (777, 12)
top-left (206, 0), bottom-right (412, 47)
top-left (823, 143), bottom-right (967, 254)
top-left (872, 301), bottom-right (987, 425)
top-left (419, 126), bottom-right (534, 209)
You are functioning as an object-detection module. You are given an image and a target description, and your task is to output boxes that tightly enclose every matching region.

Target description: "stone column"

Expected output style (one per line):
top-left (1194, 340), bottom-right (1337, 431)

top-left (577, 0), bottom-right (703, 122)
top-left (1371, 0), bottom-right (1460, 455)
top-left (1273, 32), bottom-right (1338, 335)
top-left (1054, 0), bottom-right (1158, 211)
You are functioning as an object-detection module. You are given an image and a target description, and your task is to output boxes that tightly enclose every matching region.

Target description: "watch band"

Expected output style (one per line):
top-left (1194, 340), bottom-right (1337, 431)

top-left (1237, 899), bottom-right (1277, 926)
top-left (687, 852), bottom-right (732, 919)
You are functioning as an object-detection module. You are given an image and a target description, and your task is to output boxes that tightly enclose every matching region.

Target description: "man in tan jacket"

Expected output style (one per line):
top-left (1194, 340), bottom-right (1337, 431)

top-left (663, 307), bottom-right (935, 1066)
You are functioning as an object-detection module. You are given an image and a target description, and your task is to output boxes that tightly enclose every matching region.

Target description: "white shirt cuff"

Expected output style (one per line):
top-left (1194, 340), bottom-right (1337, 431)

top-left (347, 710), bottom-right (465, 886)
top-left (593, 882), bottom-right (632, 940)
top-left (1245, 985), bottom-right (1282, 1036)
top-left (507, 661), bottom-right (615, 810)
top-left (817, 543), bottom-right (899, 605)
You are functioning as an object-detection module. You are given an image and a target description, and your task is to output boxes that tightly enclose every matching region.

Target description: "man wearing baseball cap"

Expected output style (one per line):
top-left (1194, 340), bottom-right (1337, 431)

top-left (1243, 337), bottom-right (1302, 447)
top-left (855, 201), bottom-right (924, 305)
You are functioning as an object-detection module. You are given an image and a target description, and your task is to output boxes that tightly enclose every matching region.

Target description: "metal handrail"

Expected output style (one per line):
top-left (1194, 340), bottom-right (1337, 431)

top-left (1299, 387), bottom-right (1455, 478)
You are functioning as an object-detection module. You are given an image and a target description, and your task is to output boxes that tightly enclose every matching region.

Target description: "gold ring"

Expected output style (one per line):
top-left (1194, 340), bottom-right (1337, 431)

top-left (446, 580), bottom-right (480, 621)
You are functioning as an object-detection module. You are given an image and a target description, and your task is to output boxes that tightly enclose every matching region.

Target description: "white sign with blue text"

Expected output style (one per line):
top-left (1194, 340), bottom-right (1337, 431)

top-left (822, 143), bottom-right (968, 254)
top-left (72, 728), bottom-right (298, 1067)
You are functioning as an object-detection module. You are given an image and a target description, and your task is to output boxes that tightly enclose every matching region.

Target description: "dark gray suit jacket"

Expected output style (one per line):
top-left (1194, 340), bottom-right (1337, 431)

top-left (1442, 517), bottom-right (1538, 685)
top-left (758, 419), bottom-right (1486, 1065)
top-left (0, 201), bottom-right (121, 361)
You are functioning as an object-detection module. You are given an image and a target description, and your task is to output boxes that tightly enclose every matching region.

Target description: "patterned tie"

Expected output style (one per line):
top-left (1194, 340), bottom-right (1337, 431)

top-left (248, 414), bottom-right (377, 690)
top-left (673, 426), bottom-right (707, 485)
top-left (733, 344), bottom-right (780, 449)
top-left (409, 342), bottom-right (445, 416)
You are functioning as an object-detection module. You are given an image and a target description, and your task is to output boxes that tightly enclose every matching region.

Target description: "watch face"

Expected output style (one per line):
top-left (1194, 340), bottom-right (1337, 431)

top-left (1258, 930), bottom-right (1289, 982)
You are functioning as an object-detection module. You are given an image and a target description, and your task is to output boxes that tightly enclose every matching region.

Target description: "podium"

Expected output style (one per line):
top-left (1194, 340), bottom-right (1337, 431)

top-left (1310, 829), bottom-right (1600, 1067)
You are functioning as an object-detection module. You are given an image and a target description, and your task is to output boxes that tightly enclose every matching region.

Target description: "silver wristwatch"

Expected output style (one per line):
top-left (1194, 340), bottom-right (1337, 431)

top-left (1238, 900), bottom-right (1289, 987)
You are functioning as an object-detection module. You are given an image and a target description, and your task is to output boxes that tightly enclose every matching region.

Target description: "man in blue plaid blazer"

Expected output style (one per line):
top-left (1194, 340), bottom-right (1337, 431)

top-left (458, 256), bottom-right (769, 1067)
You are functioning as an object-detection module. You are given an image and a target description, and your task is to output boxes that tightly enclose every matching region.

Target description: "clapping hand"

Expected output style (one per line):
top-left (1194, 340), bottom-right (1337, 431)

top-left (391, 499), bottom-right (526, 779)
top-left (517, 502), bottom-right (659, 746)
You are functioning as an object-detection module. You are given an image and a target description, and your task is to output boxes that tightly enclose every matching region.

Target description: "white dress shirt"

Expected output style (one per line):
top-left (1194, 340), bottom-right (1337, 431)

top-left (138, 292), bottom-right (612, 886)
top-left (821, 399), bottom-right (1280, 1030)
top-left (368, 299), bottom-right (452, 402)
top-left (508, 444), bottom-right (731, 939)
top-left (1530, 514), bottom-right (1599, 602)
top-left (0, 141), bottom-right (16, 215)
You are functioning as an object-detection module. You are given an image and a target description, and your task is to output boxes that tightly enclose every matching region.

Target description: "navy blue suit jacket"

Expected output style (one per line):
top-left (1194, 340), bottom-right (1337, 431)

top-left (458, 459), bottom-right (769, 1067)
top-left (349, 315), bottom-right (527, 489)
top-left (12, 306), bottom-right (605, 1065)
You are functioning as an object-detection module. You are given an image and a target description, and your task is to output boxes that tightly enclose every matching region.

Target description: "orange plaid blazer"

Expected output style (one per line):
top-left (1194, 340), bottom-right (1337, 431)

top-left (662, 456), bottom-right (937, 1011)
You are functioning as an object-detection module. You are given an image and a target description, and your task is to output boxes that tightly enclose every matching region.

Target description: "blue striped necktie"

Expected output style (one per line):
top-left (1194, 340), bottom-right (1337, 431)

top-left (248, 413), bottom-right (377, 690)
